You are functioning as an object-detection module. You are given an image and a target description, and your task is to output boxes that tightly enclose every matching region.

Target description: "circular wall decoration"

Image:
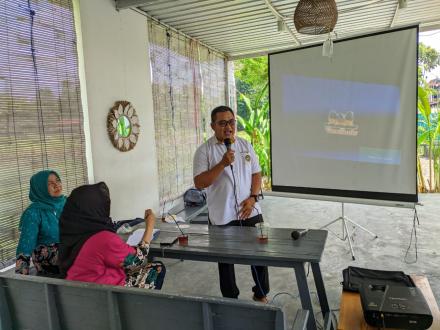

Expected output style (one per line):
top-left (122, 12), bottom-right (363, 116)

top-left (107, 101), bottom-right (140, 152)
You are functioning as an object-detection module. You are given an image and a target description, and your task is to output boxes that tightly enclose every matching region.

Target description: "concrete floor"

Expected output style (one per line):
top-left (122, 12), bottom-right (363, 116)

top-left (160, 193), bottom-right (440, 326)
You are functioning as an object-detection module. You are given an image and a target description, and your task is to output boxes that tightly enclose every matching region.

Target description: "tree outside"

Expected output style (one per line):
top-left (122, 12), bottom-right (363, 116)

top-left (418, 39), bottom-right (440, 192)
top-left (234, 57), bottom-right (271, 189)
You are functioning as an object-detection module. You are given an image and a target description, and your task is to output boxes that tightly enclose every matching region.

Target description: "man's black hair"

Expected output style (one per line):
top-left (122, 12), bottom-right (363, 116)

top-left (211, 105), bottom-right (234, 123)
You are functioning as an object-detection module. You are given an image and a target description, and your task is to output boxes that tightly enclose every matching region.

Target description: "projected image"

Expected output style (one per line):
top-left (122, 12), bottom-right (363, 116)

top-left (325, 111), bottom-right (359, 136)
top-left (282, 75), bottom-right (400, 115)
top-left (301, 148), bottom-right (401, 165)
top-left (281, 75), bottom-right (402, 166)
top-left (359, 147), bottom-right (401, 164)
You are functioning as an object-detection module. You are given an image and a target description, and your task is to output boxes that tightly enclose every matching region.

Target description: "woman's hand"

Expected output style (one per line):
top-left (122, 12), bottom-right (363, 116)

top-left (144, 209), bottom-right (155, 223)
top-left (142, 209), bottom-right (156, 244)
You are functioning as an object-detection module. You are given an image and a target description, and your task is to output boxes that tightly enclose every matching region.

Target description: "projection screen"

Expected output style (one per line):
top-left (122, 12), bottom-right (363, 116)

top-left (269, 26), bottom-right (418, 204)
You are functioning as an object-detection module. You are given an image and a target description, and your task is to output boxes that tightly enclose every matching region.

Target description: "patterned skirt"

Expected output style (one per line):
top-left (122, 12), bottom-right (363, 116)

top-left (15, 243), bottom-right (60, 276)
top-left (125, 261), bottom-right (166, 289)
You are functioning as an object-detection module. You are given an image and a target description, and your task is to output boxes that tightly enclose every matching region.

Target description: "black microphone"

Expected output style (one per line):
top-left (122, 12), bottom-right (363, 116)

top-left (224, 138), bottom-right (233, 169)
top-left (291, 229), bottom-right (309, 240)
top-left (224, 138), bottom-right (232, 151)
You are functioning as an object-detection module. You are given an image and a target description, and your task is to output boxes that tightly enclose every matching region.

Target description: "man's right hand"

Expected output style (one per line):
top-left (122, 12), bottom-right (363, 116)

top-left (221, 150), bottom-right (235, 167)
top-left (194, 149), bottom-right (235, 189)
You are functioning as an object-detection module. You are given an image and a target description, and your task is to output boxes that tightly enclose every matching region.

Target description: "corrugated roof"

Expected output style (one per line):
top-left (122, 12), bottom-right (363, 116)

top-left (117, 0), bottom-right (440, 58)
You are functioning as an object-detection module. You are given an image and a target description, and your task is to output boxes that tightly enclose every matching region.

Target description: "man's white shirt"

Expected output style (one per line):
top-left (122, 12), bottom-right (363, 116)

top-left (193, 136), bottom-right (262, 225)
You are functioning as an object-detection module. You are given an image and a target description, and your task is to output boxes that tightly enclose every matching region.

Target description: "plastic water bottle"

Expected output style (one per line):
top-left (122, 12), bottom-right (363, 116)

top-left (117, 223), bottom-right (133, 234)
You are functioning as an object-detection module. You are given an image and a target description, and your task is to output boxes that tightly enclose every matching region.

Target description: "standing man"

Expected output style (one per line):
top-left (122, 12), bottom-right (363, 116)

top-left (193, 105), bottom-right (269, 303)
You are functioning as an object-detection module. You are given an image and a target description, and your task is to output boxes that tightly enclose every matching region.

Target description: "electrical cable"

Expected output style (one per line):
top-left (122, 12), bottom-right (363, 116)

top-left (404, 207), bottom-right (419, 264)
top-left (270, 292), bottom-right (299, 304)
top-left (314, 308), bottom-right (340, 330)
top-left (270, 288), bottom-right (340, 329)
top-left (230, 165), bottom-right (241, 223)
top-left (166, 31), bottom-right (180, 192)
top-left (230, 152), bottom-right (266, 301)
top-left (381, 313), bottom-right (387, 330)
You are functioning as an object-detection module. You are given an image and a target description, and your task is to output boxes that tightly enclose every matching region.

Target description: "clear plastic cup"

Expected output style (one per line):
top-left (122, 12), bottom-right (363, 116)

top-left (117, 223), bottom-right (133, 234)
top-left (256, 222), bottom-right (269, 243)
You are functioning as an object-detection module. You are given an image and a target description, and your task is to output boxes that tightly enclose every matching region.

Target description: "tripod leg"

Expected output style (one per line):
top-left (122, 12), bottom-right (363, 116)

top-left (344, 218), bottom-right (378, 238)
top-left (342, 219), bottom-right (355, 260)
top-left (342, 218), bottom-right (345, 240)
top-left (319, 217), bottom-right (343, 230)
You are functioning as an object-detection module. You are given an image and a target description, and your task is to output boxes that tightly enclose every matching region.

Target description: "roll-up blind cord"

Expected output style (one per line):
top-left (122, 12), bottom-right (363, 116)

top-left (27, 0), bottom-right (48, 168)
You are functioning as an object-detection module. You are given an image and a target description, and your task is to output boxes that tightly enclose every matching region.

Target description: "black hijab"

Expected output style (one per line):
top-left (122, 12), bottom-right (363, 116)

top-left (59, 182), bottom-right (116, 277)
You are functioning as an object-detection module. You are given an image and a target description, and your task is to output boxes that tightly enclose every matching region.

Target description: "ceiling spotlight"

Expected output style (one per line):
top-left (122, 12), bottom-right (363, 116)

top-left (398, 0), bottom-right (408, 9)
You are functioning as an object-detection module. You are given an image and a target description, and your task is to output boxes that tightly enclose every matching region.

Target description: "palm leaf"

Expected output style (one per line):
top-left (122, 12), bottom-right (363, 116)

top-left (252, 82), bottom-right (268, 110)
top-left (240, 93), bottom-right (253, 117)
top-left (418, 131), bottom-right (430, 146)
top-left (418, 86), bottom-right (431, 122)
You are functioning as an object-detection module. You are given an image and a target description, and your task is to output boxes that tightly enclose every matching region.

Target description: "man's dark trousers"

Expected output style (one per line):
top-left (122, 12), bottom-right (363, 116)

top-left (215, 214), bottom-right (270, 299)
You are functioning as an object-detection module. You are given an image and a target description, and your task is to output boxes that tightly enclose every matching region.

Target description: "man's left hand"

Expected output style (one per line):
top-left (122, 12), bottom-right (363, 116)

top-left (239, 197), bottom-right (255, 219)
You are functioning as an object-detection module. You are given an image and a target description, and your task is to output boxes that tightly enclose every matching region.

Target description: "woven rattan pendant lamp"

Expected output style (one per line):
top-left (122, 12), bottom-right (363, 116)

top-left (294, 0), bottom-right (338, 35)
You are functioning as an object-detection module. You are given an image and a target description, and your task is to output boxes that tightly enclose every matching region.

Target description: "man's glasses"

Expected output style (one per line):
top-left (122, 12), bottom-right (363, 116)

top-left (215, 119), bottom-right (236, 127)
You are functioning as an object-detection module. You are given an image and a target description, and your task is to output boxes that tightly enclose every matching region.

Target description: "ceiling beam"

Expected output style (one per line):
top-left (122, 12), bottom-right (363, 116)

top-left (263, 0), bottom-right (300, 46)
top-left (420, 20), bottom-right (440, 32)
top-left (116, 0), bottom-right (163, 10)
top-left (131, 7), bottom-right (225, 56)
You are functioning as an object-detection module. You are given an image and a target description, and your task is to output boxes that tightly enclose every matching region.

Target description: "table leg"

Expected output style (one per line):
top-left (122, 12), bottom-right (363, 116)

top-left (295, 263), bottom-right (317, 330)
top-left (311, 262), bottom-right (335, 330)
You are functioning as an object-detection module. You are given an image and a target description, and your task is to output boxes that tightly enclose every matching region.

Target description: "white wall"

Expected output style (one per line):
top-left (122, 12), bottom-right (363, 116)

top-left (75, 0), bottom-right (159, 219)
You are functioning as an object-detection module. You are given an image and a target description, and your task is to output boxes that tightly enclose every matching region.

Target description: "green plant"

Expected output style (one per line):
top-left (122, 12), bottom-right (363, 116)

top-left (416, 41), bottom-right (440, 193)
top-left (234, 57), bottom-right (269, 126)
top-left (418, 43), bottom-right (440, 82)
top-left (418, 86), bottom-right (440, 192)
top-left (236, 83), bottom-right (271, 187)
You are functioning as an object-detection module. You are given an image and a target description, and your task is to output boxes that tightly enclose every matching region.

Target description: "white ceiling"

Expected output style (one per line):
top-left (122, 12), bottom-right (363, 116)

top-left (116, 0), bottom-right (440, 58)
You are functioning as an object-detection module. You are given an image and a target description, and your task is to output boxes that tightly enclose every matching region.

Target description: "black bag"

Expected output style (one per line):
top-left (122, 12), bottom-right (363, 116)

top-left (114, 218), bottom-right (144, 230)
top-left (183, 188), bottom-right (207, 207)
top-left (342, 266), bottom-right (415, 292)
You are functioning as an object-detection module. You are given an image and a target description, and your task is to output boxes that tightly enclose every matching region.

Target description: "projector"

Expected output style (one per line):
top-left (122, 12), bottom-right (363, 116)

top-left (360, 284), bottom-right (433, 329)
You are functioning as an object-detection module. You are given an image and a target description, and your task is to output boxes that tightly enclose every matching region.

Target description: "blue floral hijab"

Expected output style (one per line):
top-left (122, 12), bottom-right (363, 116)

top-left (19, 170), bottom-right (66, 230)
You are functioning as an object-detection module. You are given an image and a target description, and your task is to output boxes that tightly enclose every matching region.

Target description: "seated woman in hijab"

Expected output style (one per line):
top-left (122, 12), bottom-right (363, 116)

top-left (59, 182), bottom-right (165, 289)
top-left (15, 170), bottom-right (66, 276)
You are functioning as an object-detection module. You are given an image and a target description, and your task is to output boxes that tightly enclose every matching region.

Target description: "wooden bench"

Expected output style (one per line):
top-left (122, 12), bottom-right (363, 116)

top-left (0, 273), bottom-right (308, 330)
top-left (338, 275), bottom-right (440, 330)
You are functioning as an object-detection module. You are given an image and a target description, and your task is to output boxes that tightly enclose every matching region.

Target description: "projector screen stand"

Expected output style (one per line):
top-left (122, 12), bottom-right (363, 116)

top-left (319, 203), bottom-right (378, 260)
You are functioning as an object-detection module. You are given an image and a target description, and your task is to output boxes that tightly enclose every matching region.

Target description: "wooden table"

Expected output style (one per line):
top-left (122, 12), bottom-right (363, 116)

top-left (338, 275), bottom-right (440, 330)
top-left (147, 222), bottom-right (334, 330)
